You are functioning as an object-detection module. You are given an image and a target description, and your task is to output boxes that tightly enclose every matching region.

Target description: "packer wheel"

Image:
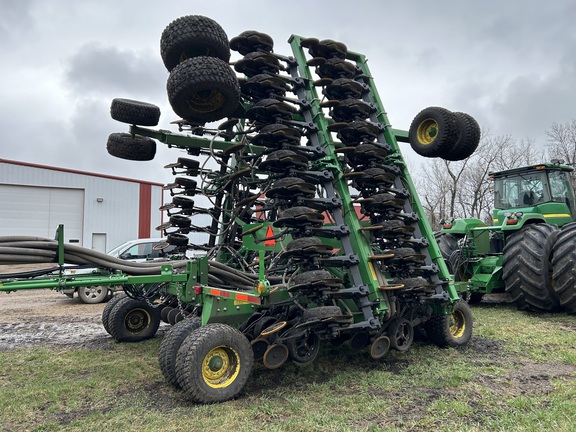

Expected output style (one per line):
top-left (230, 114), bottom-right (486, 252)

top-left (175, 324), bottom-right (254, 403)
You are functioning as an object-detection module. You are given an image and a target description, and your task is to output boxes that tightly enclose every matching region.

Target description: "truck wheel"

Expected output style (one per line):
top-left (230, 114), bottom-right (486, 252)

top-left (108, 296), bottom-right (161, 342)
top-left (425, 301), bottom-right (473, 348)
top-left (77, 286), bottom-right (109, 304)
top-left (110, 98), bottom-right (160, 126)
top-left (167, 56), bottom-right (240, 123)
top-left (101, 293), bottom-right (126, 336)
top-left (175, 323), bottom-right (254, 403)
top-left (107, 133), bottom-right (156, 161)
top-left (552, 222), bottom-right (576, 313)
top-left (159, 317), bottom-right (201, 388)
top-left (502, 224), bottom-right (561, 312)
top-left (443, 112), bottom-right (480, 161)
top-left (408, 107), bottom-right (459, 158)
top-left (160, 15), bottom-right (230, 71)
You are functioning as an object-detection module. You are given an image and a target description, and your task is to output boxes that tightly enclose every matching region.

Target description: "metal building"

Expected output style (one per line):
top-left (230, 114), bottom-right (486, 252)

top-left (0, 158), bottom-right (164, 252)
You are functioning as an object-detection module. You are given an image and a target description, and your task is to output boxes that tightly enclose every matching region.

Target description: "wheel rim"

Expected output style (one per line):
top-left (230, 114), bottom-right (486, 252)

top-left (416, 119), bottom-right (438, 145)
top-left (124, 308), bottom-right (151, 333)
top-left (85, 287), bottom-right (103, 299)
top-left (188, 90), bottom-right (225, 114)
top-left (449, 309), bottom-right (466, 338)
top-left (202, 346), bottom-right (240, 388)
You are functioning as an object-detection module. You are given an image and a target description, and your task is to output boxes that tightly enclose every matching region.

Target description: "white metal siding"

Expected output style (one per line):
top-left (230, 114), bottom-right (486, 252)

top-left (0, 184), bottom-right (84, 243)
top-left (0, 161), bottom-right (163, 249)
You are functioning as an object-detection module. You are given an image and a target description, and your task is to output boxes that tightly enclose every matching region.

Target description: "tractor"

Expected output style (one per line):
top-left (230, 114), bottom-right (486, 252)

top-left (438, 161), bottom-right (576, 312)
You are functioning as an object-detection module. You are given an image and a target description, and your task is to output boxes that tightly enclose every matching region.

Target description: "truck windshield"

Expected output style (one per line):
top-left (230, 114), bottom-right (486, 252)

top-left (493, 171), bottom-right (550, 209)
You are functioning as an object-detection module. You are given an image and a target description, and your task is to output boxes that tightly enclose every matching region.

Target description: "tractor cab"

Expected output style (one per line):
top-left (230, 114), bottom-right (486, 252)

top-left (491, 162), bottom-right (575, 227)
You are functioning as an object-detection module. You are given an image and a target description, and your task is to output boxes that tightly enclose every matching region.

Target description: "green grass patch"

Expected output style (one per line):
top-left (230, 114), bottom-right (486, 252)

top-left (1, 306), bottom-right (575, 431)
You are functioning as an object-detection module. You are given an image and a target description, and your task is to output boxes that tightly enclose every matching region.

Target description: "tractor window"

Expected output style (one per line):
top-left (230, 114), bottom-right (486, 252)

top-left (549, 170), bottom-right (573, 202)
top-left (494, 171), bottom-right (548, 208)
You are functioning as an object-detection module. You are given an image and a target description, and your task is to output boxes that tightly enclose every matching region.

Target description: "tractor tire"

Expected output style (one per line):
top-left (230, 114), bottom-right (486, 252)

top-left (408, 107), bottom-right (459, 158)
top-left (159, 317), bottom-right (201, 388)
top-left (443, 112), bottom-right (481, 161)
top-left (434, 232), bottom-right (460, 272)
top-left (167, 56), bottom-right (240, 123)
top-left (108, 296), bottom-right (161, 342)
top-left (424, 301), bottom-right (473, 348)
top-left (552, 222), bottom-right (576, 313)
top-left (160, 15), bottom-right (230, 71)
top-left (175, 323), bottom-right (254, 403)
top-left (110, 98), bottom-right (160, 126)
top-left (101, 293), bottom-right (126, 336)
top-left (502, 224), bottom-right (561, 312)
top-left (77, 286), bottom-right (110, 304)
top-left (107, 133), bottom-right (156, 161)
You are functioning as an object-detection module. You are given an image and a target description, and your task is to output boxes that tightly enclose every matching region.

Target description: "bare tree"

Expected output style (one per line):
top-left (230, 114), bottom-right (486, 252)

top-left (415, 133), bottom-right (544, 227)
top-left (546, 119), bottom-right (576, 186)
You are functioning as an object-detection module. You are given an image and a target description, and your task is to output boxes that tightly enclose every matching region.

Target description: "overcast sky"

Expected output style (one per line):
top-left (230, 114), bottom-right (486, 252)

top-left (1, 0), bottom-right (575, 186)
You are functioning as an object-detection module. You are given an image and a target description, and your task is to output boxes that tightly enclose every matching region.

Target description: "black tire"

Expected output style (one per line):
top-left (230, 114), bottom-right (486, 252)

top-left (175, 323), bottom-right (254, 403)
top-left (408, 107), bottom-right (459, 158)
top-left (159, 317), bottom-right (201, 388)
top-left (110, 98), bottom-right (160, 126)
top-left (108, 296), bottom-right (161, 342)
top-left (77, 286), bottom-right (110, 304)
top-left (435, 232), bottom-right (461, 273)
top-left (167, 56), bottom-right (240, 123)
top-left (502, 224), bottom-right (561, 312)
top-left (175, 177), bottom-right (197, 189)
top-left (467, 292), bottom-right (484, 304)
top-left (286, 332), bottom-right (320, 366)
top-left (425, 301), bottom-right (473, 348)
top-left (388, 318), bottom-right (414, 352)
top-left (443, 112), bottom-right (481, 161)
top-left (230, 30), bottom-right (274, 55)
top-left (302, 306), bottom-right (342, 321)
top-left (102, 293), bottom-right (126, 336)
top-left (107, 133), bottom-right (156, 161)
top-left (160, 15), bottom-right (230, 71)
top-left (167, 233), bottom-right (189, 246)
top-left (552, 222), bottom-right (576, 313)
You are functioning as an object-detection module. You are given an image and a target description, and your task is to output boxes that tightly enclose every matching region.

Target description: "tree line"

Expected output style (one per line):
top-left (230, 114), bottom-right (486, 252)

top-left (414, 118), bottom-right (576, 227)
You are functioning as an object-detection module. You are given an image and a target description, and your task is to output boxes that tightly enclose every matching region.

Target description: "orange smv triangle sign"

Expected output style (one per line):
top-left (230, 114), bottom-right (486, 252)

top-left (264, 225), bottom-right (276, 246)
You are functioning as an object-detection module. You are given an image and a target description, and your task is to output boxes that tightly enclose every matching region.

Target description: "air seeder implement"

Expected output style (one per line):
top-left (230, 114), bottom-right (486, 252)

top-left (0, 15), bottom-right (482, 403)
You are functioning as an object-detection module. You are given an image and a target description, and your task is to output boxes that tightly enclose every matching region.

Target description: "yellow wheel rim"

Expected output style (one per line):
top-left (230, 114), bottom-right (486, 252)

top-left (449, 310), bottom-right (466, 338)
top-left (124, 308), bottom-right (150, 333)
top-left (202, 346), bottom-right (240, 388)
top-left (416, 119), bottom-right (439, 145)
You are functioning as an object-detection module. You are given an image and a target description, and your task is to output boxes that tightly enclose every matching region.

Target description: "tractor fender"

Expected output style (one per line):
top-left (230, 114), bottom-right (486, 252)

top-left (501, 214), bottom-right (546, 232)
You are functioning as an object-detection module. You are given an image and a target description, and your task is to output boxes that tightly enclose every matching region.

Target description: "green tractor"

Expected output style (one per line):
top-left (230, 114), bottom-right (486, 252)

top-left (438, 161), bottom-right (576, 312)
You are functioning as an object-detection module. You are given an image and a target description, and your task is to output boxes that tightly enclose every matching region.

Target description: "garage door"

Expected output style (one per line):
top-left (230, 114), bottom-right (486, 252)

top-left (0, 185), bottom-right (84, 244)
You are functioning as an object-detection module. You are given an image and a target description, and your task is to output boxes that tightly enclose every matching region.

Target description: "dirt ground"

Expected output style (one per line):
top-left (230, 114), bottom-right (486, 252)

top-left (0, 264), bottom-right (164, 351)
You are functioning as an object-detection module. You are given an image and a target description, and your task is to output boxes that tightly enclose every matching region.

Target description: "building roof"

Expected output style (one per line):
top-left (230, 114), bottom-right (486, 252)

top-left (0, 158), bottom-right (164, 186)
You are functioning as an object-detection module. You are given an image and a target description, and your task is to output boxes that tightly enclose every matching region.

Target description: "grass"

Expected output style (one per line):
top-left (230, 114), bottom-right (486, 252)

top-left (1, 303), bottom-right (575, 432)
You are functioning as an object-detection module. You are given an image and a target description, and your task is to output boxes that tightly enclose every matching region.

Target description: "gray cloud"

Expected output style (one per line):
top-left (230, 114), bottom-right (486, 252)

top-left (1, 0), bottom-right (575, 183)
top-left (64, 43), bottom-right (166, 101)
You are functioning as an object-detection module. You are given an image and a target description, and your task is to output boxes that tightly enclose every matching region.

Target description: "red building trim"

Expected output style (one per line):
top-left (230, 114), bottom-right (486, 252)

top-left (139, 184), bottom-right (152, 238)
